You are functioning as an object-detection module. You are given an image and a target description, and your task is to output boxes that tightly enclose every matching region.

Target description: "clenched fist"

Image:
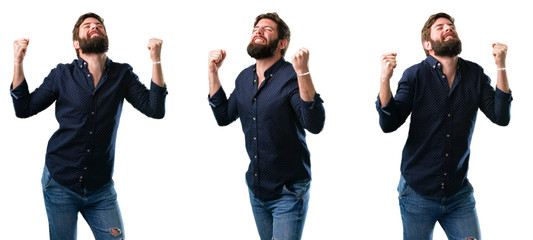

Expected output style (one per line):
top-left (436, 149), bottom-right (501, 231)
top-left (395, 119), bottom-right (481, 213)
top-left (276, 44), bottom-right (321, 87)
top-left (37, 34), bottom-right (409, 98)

top-left (492, 43), bottom-right (507, 68)
top-left (147, 38), bottom-right (163, 62)
top-left (14, 38), bottom-right (30, 64)
top-left (381, 52), bottom-right (397, 83)
top-left (208, 49), bottom-right (226, 74)
top-left (291, 47), bottom-right (310, 76)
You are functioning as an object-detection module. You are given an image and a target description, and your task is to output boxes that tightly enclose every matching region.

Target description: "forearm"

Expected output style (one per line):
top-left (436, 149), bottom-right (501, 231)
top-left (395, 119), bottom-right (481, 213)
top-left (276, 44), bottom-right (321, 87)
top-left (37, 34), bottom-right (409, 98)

top-left (208, 71), bottom-right (222, 98)
top-left (152, 63), bottom-right (165, 87)
top-left (297, 74), bottom-right (316, 102)
top-left (13, 62), bottom-right (25, 89)
top-left (496, 69), bottom-right (510, 93)
top-left (379, 78), bottom-right (392, 106)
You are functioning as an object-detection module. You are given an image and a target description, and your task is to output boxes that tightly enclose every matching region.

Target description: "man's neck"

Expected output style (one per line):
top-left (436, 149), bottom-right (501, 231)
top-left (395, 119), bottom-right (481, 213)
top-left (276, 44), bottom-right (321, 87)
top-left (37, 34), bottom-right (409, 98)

top-left (431, 53), bottom-right (459, 88)
top-left (256, 55), bottom-right (281, 80)
top-left (80, 52), bottom-right (107, 87)
top-left (80, 53), bottom-right (107, 71)
top-left (431, 54), bottom-right (458, 72)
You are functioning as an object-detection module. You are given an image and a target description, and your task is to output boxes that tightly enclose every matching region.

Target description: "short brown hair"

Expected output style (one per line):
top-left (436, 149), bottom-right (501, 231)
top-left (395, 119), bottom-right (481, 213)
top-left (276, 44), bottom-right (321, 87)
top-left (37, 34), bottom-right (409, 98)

top-left (421, 12), bottom-right (455, 56)
top-left (72, 13), bottom-right (106, 56)
top-left (254, 12), bottom-right (291, 57)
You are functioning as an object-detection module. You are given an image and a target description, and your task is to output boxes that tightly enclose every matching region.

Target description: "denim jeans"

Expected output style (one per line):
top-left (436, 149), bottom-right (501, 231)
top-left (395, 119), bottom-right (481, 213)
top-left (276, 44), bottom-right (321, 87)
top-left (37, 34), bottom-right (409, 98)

top-left (398, 175), bottom-right (481, 240)
top-left (41, 166), bottom-right (125, 240)
top-left (248, 179), bottom-right (310, 240)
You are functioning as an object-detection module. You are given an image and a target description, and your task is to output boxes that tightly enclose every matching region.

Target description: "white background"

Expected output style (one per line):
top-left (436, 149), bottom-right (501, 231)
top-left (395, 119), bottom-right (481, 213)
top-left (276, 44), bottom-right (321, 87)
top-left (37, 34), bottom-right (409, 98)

top-left (0, 0), bottom-right (530, 239)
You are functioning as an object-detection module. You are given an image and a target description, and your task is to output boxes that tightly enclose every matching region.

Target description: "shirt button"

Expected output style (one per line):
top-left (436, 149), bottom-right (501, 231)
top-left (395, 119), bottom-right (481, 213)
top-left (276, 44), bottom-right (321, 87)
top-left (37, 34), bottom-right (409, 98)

top-left (446, 134), bottom-right (450, 138)
top-left (87, 149), bottom-right (91, 152)
top-left (447, 113), bottom-right (451, 117)
top-left (254, 155), bottom-right (257, 159)
top-left (84, 167), bottom-right (87, 170)
top-left (253, 98), bottom-right (256, 101)
top-left (445, 153), bottom-right (449, 157)
top-left (89, 131), bottom-right (93, 135)
top-left (253, 137), bottom-right (257, 140)
top-left (254, 173), bottom-right (258, 177)
top-left (87, 74), bottom-right (91, 78)
top-left (444, 173), bottom-right (447, 176)
top-left (442, 75), bottom-right (446, 79)
top-left (253, 117), bottom-right (256, 121)
top-left (91, 112), bottom-right (95, 115)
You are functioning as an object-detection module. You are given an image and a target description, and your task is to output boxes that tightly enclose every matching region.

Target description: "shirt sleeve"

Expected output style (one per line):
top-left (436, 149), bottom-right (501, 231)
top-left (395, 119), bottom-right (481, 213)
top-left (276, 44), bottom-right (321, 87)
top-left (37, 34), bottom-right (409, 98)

top-left (478, 74), bottom-right (512, 126)
top-left (11, 73), bottom-right (58, 118)
top-left (125, 68), bottom-right (167, 119)
top-left (290, 87), bottom-right (325, 134)
top-left (208, 87), bottom-right (239, 126)
top-left (375, 70), bottom-right (414, 133)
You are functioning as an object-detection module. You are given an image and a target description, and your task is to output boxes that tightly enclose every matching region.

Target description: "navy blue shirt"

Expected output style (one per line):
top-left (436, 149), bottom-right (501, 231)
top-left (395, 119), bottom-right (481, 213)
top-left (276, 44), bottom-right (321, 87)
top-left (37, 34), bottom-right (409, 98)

top-left (11, 57), bottom-right (167, 192)
top-left (376, 55), bottom-right (512, 197)
top-left (209, 58), bottom-right (325, 201)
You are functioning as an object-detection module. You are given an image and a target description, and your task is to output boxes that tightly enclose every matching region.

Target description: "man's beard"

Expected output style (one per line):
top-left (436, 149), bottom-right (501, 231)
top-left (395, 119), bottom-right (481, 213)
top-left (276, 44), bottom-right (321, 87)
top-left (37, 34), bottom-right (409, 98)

top-left (430, 37), bottom-right (462, 57)
top-left (79, 35), bottom-right (109, 54)
top-left (247, 37), bottom-right (279, 59)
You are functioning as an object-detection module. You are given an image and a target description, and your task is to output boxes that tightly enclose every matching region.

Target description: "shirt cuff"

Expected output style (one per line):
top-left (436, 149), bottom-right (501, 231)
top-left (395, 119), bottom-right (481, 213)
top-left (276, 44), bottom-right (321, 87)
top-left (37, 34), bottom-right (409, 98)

top-left (376, 95), bottom-right (394, 116)
top-left (10, 79), bottom-right (29, 100)
top-left (301, 93), bottom-right (324, 110)
top-left (495, 87), bottom-right (513, 102)
top-left (208, 87), bottom-right (226, 108)
top-left (150, 80), bottom-right (168, 95)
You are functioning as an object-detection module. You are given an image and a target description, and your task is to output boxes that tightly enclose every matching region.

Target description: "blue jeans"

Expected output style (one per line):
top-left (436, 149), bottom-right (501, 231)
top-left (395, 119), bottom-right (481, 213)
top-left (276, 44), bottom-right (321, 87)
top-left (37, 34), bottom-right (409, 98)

top-left (42, 167), bottom-right (125, 240)
top-left (398, 176), bottom-right (481, 240)
top-left (249, 179), bottom-right (310, 240)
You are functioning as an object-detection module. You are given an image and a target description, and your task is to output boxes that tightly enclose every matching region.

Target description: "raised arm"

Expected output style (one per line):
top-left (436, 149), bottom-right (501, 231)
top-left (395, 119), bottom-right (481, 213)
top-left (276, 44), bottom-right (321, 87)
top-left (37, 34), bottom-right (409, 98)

top-left (290, 48), bottom-right (325, 134)
top-left (379, 52), bottom-right (397, 106)
top-left (478, 43), bottom-right (512, 126)
top-left (291, 47), bottom-right (315, 101)
top-left (492, 43), bottom-right (510, 93)
top-left (13, 38), bottom-right (29, 89)
top-left (147, 38), bottom-right (165, 87)
top-left (208, 49), bottom-right (226, 97)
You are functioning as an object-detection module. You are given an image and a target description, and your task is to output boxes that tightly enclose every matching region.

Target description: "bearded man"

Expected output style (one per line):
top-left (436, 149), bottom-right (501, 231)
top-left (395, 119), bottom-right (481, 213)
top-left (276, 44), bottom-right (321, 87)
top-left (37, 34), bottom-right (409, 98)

top-left (11, 12), bottom-right (167, 240)
top-left (376, 12), bottom-right (512, 240)
top-left (207, 12), bottom-right (325, 240)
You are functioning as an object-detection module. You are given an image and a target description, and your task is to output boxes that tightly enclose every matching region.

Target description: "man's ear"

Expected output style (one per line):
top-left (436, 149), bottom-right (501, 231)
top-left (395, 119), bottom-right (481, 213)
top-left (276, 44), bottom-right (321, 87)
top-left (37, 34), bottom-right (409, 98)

top-left (73, 40), bottom-right (80, 50)
top-left (423, 40), bottom-right (432, 52)
top-left (279, 39), bottom-right (288, 50)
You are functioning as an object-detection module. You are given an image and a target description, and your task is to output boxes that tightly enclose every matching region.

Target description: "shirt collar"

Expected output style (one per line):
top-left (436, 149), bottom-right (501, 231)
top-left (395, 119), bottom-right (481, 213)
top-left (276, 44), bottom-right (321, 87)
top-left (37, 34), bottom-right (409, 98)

top-left (76, 56), bottom-right (111, 70)
top-left (427, 55), bottom-right (462, 70)
top-left (253, 57), bottom-right (287, 78)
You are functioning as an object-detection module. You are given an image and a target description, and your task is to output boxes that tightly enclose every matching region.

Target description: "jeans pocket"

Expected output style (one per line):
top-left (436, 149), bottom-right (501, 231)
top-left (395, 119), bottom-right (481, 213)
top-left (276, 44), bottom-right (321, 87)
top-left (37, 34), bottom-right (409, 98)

top-left (282, 179), bottom-right (310, 201)
top-left (41, 167), bottom-right (55, 191)
top-left (398, 176), bottom-right (411, 198)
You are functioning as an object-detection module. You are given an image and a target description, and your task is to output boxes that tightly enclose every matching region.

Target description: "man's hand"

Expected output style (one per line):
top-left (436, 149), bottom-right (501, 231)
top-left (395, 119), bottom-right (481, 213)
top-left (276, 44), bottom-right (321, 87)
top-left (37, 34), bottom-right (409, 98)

top-left (492, 42), bottom-right (507, 68)
top-left (14, 38), bottom-right (29, 64)
top-left (147, 38), bottom-right (163, 62)
top-left (379, 52), bottom-right (397, 106)
top-left (381, 52), bottom-right (397, 83)
top-left (291, 47), bottom-right (310, 75)
top-left (208, 49), bottom-right (226, 74)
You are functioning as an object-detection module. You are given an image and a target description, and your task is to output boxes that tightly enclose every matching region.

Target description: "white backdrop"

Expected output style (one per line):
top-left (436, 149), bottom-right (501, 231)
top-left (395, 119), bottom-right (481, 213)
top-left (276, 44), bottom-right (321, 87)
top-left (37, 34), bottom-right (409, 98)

top-left (0, 0), bottom-right (530, 239)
